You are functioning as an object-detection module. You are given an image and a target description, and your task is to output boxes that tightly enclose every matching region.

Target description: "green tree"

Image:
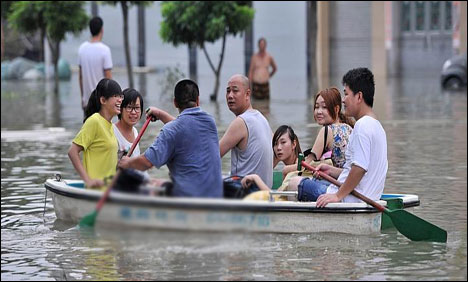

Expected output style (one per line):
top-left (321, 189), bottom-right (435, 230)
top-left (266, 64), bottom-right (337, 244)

top-left (7, 1), bottom-right (47, 61)
top-left (9, 1), bottom-right (88, 91)
top-left (160, 1), bottom-right (254, 101)
top-left (1, 1), bottom-right (14, 60)
top-left (103, 1), bottom-right (153, 88)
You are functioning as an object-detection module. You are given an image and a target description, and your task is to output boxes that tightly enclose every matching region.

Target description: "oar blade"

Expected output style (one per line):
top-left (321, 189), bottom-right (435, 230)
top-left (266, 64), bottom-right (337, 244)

top-left (79, 210), bottom-right (98, 228)
top-left (387, 209), bottom-right (447, 243)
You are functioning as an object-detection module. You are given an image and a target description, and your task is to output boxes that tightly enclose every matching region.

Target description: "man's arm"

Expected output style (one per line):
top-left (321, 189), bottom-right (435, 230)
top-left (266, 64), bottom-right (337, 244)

top-left (219, 117), bottom-right (247, 158)
top-left (104, 69), bottom-right (112, 79)
top-left (316, 165), bottom-right (366, 207)
top-left (335, 165), bottom-right (366, 200)
top-left (248, 55), bottom-right (255, 82)
top-left (146, 106), bottom-right (175, 124)
top-left (79, 66), bottom-right (84, 108)
top-left (68, 142), bottom-right (104, 188)
top-left (269, 56), bottom-right (277, 78)
top-left (119, 154), bottom-right (153, 171)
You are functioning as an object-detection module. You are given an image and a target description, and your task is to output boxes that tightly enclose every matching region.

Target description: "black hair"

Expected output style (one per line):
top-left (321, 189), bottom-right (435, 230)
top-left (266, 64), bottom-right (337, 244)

top-left (118, 88), bottom-right (144, 120)
top-left (174, 79), bottom-right (199, 110)
top-left (272, 125), bottom-right (302, 159)
top-left (342, 67), bottom-right (375, 107)
top-left (84, 78), bottom-right (122, 123)
top-left (258, 37), bottom-right (266, 46)
top-left (89, 16), bottom-right (103, 36)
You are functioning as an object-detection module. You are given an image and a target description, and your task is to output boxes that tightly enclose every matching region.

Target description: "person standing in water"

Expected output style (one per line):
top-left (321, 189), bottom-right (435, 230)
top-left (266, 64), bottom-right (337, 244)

top-left (248, 37), bottom-right (277, 100)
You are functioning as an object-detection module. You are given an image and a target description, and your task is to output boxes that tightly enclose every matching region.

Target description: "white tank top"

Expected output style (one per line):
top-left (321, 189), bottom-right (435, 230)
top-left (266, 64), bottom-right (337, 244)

top-left (231, 110), bottom-right (273, 188)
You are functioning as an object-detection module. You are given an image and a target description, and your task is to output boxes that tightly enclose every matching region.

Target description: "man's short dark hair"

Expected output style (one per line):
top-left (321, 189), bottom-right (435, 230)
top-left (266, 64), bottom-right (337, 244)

top-left (174, 79), bottom-right (199, 109)
top-left (89, 17), bottom-right (103, 36)
top-left (258, 37), bottom-right (266, 46)
top-left (342, 67), bottom-right (375, 107)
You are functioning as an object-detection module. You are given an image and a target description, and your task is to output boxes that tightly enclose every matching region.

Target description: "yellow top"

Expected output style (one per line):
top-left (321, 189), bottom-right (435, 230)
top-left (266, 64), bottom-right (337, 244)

top-left (73, 113), bottom-right (118, 189)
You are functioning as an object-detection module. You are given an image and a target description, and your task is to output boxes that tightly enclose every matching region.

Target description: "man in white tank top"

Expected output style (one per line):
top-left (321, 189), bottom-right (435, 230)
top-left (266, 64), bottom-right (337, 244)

top-left (78, 17), bottom-right (113, 112)
top-left (219, 74), bottom-right (273, 188)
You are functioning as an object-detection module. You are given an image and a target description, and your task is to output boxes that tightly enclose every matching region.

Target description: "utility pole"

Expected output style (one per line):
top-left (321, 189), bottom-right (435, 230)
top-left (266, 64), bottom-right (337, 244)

top-left (91, 1), bottom-right (98, 17)
top-left (306, 1), bottom-right (318, 98)
top-left (244, 1), bottom-right (253, 76)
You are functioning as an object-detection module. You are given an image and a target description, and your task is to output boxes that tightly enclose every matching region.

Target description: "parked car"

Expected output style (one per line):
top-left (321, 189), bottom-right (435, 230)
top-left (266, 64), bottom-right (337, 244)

top-left (441, 53), bottom-right (467, 90)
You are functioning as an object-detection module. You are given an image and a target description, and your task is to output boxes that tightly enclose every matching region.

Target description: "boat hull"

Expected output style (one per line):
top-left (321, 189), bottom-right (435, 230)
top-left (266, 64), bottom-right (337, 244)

top-left (45, 179), bottom-right (420, 235)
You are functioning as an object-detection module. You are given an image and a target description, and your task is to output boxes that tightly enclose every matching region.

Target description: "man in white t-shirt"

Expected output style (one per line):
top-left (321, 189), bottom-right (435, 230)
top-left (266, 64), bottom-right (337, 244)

top-left (78, 16), bottom-right (113, 111)
top-left (292, 67), bottom-right (388, 207)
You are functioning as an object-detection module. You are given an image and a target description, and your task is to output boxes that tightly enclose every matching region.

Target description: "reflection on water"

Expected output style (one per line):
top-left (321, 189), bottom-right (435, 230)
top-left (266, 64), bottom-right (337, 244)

top-left (1, 72), bottom-right (467, 280)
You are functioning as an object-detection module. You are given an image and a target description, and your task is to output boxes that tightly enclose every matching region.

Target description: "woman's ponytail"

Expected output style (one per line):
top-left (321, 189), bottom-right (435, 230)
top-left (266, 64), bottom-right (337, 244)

top-left (83, 89), bottom-right (100, 123)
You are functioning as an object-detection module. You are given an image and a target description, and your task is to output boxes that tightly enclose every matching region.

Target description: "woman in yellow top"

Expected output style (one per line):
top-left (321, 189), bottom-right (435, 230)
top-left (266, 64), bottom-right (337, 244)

top-left (68, 78), bottom-right (124, 189)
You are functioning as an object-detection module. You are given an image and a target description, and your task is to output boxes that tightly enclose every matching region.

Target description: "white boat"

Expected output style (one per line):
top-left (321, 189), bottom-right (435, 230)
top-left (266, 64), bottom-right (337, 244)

top-left (44, 178), bottom-right (420, 235)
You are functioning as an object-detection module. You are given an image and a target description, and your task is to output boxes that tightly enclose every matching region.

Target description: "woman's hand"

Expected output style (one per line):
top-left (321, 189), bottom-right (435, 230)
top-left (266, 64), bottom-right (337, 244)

top-left (282, 164), bottom-right (297, 178)
top-left (241, 174), bottom-right (259, 189)
top-left (85, 178), bottom-right (105, 188)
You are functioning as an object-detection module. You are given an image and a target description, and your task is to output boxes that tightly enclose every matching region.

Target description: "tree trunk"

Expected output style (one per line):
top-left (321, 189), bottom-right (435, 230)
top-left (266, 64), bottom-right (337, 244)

top-left (211, 70), bottom-right (220, 102)
top-left (1, 20), bottom-right (4, 60)
top-left (137, 5), bottom-right (145, 67)
top-left (47, 37), bottom-right (60, 94)
top-left (40, 27), bottom-right (45, 62)
top-left (307, 1), bottom-right (318, 98)
top-left (204, 31), bottom-right (227, 101)
top-left (121, 2), bottom-right (133, 88)
top-left (188, 44), bottom-right (197, 81)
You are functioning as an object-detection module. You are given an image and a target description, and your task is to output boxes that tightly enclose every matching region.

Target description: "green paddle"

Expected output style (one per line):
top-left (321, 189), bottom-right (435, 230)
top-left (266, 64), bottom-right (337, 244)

top-left (300, 161), bottom-right (447, 243)
top-left (79, 114), bottom-right (153, 227)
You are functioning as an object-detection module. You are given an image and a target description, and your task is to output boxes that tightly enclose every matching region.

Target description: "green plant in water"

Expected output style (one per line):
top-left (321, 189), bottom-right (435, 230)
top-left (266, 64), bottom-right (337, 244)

top-left (158, 65), bottom-right (186, 102)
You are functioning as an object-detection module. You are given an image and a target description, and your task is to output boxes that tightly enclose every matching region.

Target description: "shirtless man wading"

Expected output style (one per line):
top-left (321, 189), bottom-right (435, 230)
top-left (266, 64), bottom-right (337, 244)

top-left (248, 37), bottom-right (277, 100)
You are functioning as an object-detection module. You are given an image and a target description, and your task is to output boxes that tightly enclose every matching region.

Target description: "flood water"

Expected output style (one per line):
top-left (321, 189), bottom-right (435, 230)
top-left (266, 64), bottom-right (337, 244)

top-left (1, 70), bottom-right (467, 280)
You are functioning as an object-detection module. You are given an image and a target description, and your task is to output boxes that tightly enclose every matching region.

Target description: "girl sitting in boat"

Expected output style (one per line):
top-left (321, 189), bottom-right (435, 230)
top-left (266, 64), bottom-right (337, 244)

top-left (240, 125), bottom-right (302, 191)
top-left (306, 87), bottom-right (354, 167)
top-left (242, 87), bottom-right (354, 193)
top-left (68, 78), bottom-right (123, 190)
top-left (113, 88), bottom-right (145, 159)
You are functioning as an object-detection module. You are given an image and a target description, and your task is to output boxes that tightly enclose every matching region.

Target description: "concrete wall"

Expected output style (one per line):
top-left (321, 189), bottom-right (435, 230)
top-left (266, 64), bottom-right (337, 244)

top-left (328, 1), bottom-right (372, 88)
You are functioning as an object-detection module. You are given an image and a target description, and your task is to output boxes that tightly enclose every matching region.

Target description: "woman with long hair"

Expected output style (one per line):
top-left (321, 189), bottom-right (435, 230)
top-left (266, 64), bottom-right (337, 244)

top-left (68, 78), bottom-right (123, 189)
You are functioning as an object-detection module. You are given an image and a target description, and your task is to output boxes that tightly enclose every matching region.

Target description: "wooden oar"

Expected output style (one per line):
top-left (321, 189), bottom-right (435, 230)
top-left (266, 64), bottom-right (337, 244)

top-left (79, 115), bottom-right (153, 227)
top-left (300, 161), bottom-right (447, 243)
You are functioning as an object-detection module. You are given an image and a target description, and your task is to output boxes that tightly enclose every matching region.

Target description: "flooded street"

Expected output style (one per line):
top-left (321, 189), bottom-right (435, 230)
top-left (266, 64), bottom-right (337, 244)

top-left (1, 70), bottom-right (466, 280)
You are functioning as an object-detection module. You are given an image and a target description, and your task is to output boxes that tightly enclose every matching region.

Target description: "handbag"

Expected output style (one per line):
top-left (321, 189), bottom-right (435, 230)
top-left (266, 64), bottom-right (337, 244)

top-left (223, 175), bottom-right (260, 198)
top-left (303, 125), bottom-right (333, 161)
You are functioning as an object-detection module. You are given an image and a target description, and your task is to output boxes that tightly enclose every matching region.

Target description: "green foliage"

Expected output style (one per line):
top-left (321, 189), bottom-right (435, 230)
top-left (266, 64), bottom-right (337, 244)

top-left (160, 1), bottom-right (254, 47)
top-left (43, 2), bottom-right (88, 43)
top-left (7, 2), bottom-right (46, 35)
top-left (102, 1), bottom-right (153, 8)
top-left (8, 1), bottom-right (88, 42)
top-left (1, 1), bottom-right (14, 20)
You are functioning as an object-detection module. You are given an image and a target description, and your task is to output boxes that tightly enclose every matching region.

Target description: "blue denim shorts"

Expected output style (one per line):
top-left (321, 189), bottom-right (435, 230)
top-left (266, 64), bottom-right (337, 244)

top-left (297, 177), bottom-right (330, 202)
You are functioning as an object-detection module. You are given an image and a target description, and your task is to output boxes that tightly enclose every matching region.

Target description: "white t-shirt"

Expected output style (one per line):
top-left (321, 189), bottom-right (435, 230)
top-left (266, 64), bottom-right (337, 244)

top-left (78, 41), bottom-right (113, 107)
top-left (327, 115), bottom-right (388, 203)
top-left (112, 124), bottom-right (141, 157)
top-left (113, 124), bottom-right (150, 178)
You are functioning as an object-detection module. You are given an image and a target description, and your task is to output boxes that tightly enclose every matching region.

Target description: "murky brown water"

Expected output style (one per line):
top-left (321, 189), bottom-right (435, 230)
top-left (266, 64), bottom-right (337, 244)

top-left (1, 72), bottom-right (467, 280)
